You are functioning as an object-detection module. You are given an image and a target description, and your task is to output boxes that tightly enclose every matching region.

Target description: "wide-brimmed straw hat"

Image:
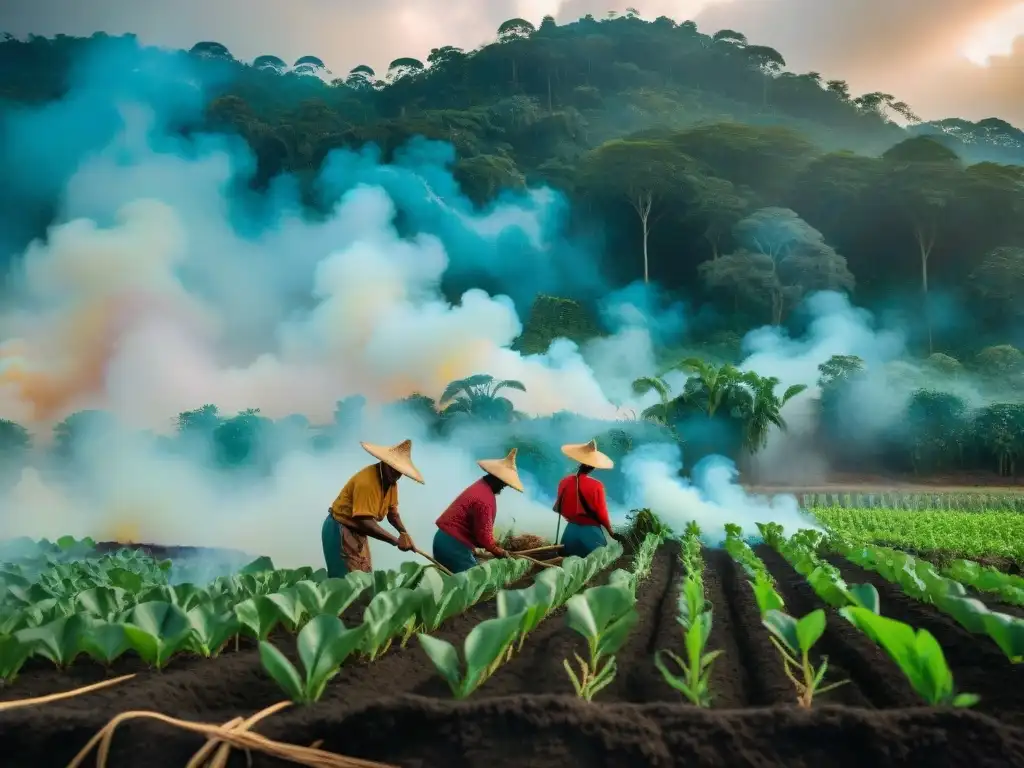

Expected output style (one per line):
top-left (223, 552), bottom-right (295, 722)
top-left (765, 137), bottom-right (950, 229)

top-left (360, 439), bottom-right (425, 484)
top-left (478, 448), bottom-right (524, 493)
top-left (561, 439), bottom-right (614, 470)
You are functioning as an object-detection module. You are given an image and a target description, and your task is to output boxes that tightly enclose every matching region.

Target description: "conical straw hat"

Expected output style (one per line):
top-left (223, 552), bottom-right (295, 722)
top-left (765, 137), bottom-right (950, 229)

top-left (561, 439), bottom-right (614, 470)
top-left (478, 448), bottom-right (524, 493)
top-left (360, 439), bottom-right (424, 484)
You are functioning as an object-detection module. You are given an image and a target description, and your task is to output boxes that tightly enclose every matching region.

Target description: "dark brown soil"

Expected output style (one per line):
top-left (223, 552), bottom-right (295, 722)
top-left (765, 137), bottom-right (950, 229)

top-left (755, 546), bottom-right (921, 710)
top-left (3, 543), bottom-right (1024, 766)
top-left (827, 554), bottom-right (1024, 726)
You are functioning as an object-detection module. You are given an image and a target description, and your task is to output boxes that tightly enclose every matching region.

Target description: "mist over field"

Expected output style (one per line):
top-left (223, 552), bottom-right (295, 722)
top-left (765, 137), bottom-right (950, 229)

top-left (0, 23), bottom-right (1022, 566)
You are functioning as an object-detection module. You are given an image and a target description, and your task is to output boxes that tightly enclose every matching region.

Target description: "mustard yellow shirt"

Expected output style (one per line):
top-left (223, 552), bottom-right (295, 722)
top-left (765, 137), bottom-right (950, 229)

top-left (330, 464), bottom-right (398, 525)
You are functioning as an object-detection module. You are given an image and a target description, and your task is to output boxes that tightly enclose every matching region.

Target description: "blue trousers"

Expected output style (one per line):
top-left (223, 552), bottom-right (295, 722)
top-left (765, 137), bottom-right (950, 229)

top-left (561, 522), bottom-right (607, 558)
top-left (432, 529), bottom-right (479, 574)
top-left (321, 514), bottom-right (347, 577)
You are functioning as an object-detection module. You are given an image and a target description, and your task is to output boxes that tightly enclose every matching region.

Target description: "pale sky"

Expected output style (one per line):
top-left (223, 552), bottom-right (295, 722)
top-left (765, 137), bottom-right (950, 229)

top-left (3, 0), bottom-right (1024, 125)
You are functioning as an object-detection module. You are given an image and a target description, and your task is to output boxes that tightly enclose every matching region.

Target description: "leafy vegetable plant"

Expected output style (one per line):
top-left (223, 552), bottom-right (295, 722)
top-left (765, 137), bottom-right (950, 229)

top-left (259, 614), bottom-right (368, 703)
top-left (763, 608), bottom-right (847, 708)
top-left (418, 614), bottom-right (523, 699)
top-left (563, 583), bottom-right (638, 701)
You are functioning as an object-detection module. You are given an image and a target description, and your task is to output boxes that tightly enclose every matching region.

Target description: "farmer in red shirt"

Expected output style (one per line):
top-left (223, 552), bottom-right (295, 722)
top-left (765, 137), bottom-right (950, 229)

top-left (432, 448), bottom-right (524, 573)
top-left (554, 439), bottom-right (616, 558)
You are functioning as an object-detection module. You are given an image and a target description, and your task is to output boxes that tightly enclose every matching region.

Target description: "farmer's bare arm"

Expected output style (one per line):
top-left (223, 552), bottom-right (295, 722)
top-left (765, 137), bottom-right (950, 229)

top-left (344, 516), bottom-right (399, 546)
top-left (386, 506), bottom-right (408, 535)
top-left (387, 507), bottom-right (415, 550)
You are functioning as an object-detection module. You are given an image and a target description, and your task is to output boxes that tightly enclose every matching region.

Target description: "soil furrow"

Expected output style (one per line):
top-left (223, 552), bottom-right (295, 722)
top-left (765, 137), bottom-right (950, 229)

top-left (616, 545), bottom-right (682, 703)
top-left (756, 545), bottom-right (920, 710)
top-left (827, 554), bottom-right (1024, 725)
top-left (709, 548), bottom-right (793, 707)
top-left (480, 545), bottom-right (674, 700)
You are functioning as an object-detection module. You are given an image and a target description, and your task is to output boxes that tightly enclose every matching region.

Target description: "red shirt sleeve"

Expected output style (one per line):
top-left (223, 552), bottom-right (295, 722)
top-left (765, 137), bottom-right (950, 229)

top-left (471, 499), bottom-right (498, 552)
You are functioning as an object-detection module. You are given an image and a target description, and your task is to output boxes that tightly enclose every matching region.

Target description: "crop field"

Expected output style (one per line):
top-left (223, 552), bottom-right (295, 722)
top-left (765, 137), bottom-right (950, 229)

top-left (2, 508), bottom-right (1024, 768)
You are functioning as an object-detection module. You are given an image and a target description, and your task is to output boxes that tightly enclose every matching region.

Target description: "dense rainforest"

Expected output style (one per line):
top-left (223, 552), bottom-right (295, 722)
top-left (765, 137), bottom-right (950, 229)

top-left (1, 14), bottom-right (1024, 486)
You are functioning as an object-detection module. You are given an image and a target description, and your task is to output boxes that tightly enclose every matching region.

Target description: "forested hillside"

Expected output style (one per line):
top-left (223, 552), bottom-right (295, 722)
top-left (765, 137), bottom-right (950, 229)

top-left (1, 15), bottom-right (1023, 355)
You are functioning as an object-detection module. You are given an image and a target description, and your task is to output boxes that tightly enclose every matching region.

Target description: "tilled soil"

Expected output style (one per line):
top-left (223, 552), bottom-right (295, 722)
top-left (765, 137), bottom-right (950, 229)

top-left (3, 544), bottom-right (1024, 767)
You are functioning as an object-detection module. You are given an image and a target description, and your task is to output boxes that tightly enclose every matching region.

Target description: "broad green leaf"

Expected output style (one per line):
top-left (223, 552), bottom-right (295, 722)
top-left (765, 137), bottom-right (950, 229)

top-left (297, 615), bottom-right (367, 701)
top-left (187, 605), bottom-right (240, 657)
top-left (264, 589), bottom-right (307, 632)
top-left (75, 586), bottom-right (130, 621)
top-left (845, 583), bottom-right (880, 614)
top-left (258, 641), bottom-right (305, 702)
top-left (597, 608), bottom-right (639, 658)
top-left (795, 610), bottom-right (826, 654)
top-left (462, 613), bottom-right (523, 692)
top-left (0, 634), bottom-right (32, 682)
top-left (762, 610), bottom-right (800, 655)
top-left (234, 596), bottom-right (281, 640)
top-left (122, 601), bottom-right (192, 668)
top-left (80, 622), bottom-right (129, 665)
top-left (15, 613), bottom-right (91, 667)
top-left (106, 568), bottom-right (144, 593)
top-left (418, 634), bottom-right (463, 694)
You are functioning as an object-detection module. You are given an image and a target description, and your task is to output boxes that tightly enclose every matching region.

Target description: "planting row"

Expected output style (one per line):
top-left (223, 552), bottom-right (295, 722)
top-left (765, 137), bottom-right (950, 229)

top-left (260, 534), bottom-right (660, 703)
top-left (0, 540), bottom-right (536, 685)
top-left (728, 523), bottom-right (978, 708)
top-left (826, 536), bottom-right (1024, 663)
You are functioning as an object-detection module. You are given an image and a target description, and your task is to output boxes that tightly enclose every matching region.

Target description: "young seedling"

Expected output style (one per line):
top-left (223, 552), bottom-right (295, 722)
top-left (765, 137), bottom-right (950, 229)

top-left (654, 609), bottom-right (723, 707)
top-left (840, 606), bottom-right (979, 707)
top-left (563, 584), bottom-right (638, 701)
top-left (419, 613), bottom-right (523, 699)
top-left (259, 614), bottom-right (368, 704)
top-left (763, 608), bottom-right (847, 708)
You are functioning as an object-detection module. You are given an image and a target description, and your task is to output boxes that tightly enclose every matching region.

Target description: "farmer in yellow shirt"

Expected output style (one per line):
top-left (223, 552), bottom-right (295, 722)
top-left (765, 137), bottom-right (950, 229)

top-left (321, 439), bottom-right (424, 576)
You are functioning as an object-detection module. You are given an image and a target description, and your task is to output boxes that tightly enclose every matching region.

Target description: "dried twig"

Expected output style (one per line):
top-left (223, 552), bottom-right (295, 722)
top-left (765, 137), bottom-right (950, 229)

top-left (185, 717), bottom-right (244, 768)
top-left (206, 701), bottom-right (291, 768)
top-left (0, 675), bottom-right (135, 713)
top-left (66, 707), bottom-right (397, 768)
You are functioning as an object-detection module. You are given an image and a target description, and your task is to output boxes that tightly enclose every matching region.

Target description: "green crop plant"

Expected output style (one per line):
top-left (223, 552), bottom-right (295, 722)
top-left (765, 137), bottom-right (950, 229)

top-left (815, 506), bottom-right (1024, 561)
top-left (654, 535), bottom-right (722, 707)
top-left (944, 559), bottom-right (1024, 607)
top-left (562, 583), bottom-right (638, 701)
top-left (763, 609), bottom-right (847, 708)
top-left (360, 587), bottom-right (423, 660)
top-left (418, 613), bottom-right (524, 699)
top-left (840, 606), bottom-right (978, 707)
top-left (259, 614), bottom-right (368, 703)
top-left (723, 524), bottom-right (785, 616)
top-left (121, 601), bottom-right (193, 669)
top-left (0, 634), bottom-right (32, 685)
top-left (654, 611), bottom-right (722, 707)
top-left (185, 605), bottom-right (240, 658)
top-left (760, 525), bottom-right (879, 612)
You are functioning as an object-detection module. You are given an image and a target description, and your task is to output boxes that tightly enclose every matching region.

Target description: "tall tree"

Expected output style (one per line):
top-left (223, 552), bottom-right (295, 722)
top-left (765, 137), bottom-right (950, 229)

top-left (578, 138), bottom-right (697, 283)
top-left (701, 207), bottom-right (854, 323)
top-left (880, 136), bottom-right (964, 352)
top-left (970, 246), bottom-right (1024, 326)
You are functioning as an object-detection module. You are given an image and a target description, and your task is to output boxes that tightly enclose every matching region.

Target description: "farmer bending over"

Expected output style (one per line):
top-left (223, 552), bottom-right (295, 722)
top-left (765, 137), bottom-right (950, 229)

top-left (432, 448), bottom-right (524, 573)
top-left (554, 440), bottom-right (616, 557)
top-left (321, 439), bottom-right (423, 576)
